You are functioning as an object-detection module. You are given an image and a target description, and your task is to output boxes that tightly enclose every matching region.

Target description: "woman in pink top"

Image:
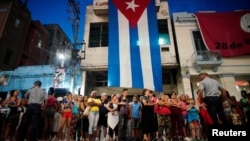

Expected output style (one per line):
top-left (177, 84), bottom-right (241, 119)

top-left (179, 94), bottom-right (190, 140)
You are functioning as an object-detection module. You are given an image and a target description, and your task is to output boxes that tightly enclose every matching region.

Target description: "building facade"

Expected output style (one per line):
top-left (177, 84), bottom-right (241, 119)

top-left (0, 0), bottom-right (31, 70)
top-left (173, 12), bottom-right (250, 100)
top-left (43, 24), bottom-right (73, 67)
top-left (80, 0), bottom-right (179, 96)
top-left (79, 0), bottom-right (250, 98)
top-left (0, 1), bottom-right (80, 96)
top-left (20, 20), bottom-right (49, 66)
top-left (0, 65), bottom-right (82, 99)
top-left (167, 0), bottom-right (250, 100)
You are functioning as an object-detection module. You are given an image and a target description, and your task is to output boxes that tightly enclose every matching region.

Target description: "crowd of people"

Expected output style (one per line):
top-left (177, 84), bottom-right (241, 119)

top-left (0, 72), bottom-right (250, 141)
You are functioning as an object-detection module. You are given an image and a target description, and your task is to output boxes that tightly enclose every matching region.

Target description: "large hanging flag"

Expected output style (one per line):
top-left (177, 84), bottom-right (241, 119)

top-left (194, 11), bottom-right (250, 57)
top-left (108, 0), bottom-right (163, 91)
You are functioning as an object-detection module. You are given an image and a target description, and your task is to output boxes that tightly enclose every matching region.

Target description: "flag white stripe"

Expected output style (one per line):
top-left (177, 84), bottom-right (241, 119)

top-left (138, 9), bottom-right (154, 90)
top-left (118, 10), bottom-right (132, 87)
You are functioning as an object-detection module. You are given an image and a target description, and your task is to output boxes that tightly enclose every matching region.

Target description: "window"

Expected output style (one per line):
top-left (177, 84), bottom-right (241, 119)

top-left (158, 19), bottom-right (170, 45)
top-left (162, 71), bottom-right (171, 84)
top-left (14, 18), bottom-right (20, 28)
top-left (37, 39), bottom-right (42, 48)
top-left (95, 76), bottom-right (107, 87)
top-left (4, 49), bottom-right (12, 65)
top-left (162, 69), bottom-right (177, 85)
top-left (89, 23), bottom-right (108, 47)
top-left (161, 47), bottom-right (169, 52)
top-left (193, 31), bottom-right (207, 51)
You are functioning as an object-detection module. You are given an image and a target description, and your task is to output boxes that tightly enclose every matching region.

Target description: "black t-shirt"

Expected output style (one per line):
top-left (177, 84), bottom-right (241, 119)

top-left (99, 99), bottom-right (109, 114)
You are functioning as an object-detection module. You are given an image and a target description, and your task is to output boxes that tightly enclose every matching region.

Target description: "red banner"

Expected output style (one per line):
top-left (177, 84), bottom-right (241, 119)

top-left (194, 11), bottom-right (250, 57)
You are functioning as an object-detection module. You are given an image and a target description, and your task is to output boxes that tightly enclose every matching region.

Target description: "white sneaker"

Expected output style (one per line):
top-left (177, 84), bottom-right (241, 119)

top-left (162, 135), bottom-right (166, 140)
top-left (95, 137), bottom-right (99, 141)
top-left (184, 137), bottom-right (193, 141)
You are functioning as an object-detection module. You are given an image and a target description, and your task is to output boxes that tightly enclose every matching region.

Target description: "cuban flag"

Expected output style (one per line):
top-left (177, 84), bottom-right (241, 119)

top-left (108, 0), bottom-right (162, 91)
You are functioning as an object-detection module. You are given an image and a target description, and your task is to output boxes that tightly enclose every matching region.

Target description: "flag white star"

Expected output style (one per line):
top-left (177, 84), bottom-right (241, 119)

top-left (126, 0), bottom-right (139, 12)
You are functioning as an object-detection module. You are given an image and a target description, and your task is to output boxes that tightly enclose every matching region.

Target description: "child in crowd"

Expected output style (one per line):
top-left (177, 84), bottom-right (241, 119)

top-left (230, 106), bottom-right (242, 125)
top-left (130, 95), bottom-right (142, 141)
top-left (186, 99), bottom-right (201, 141)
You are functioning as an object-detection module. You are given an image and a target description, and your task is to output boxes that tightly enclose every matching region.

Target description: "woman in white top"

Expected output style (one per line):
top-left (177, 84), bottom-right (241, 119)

top-left (106, 94), bottom-right (119, 141)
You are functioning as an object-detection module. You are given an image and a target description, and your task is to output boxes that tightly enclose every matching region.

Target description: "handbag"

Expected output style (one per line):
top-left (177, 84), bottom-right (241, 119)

top-left (83, 106), bottom-right (90, 116)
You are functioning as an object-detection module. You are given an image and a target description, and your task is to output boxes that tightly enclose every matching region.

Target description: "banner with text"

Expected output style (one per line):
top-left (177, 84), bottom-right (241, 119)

top-left (194, 11), bottom-right (250, 57)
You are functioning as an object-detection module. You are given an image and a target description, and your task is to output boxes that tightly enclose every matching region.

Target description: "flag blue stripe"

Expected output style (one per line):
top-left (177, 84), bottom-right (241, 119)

top-left (129, 26), bottom-right (143, 88)
top-left (147, 0), bottom-right (163, 91)
top-left (108, 0), bottom-right (163, 91)
top-left (108, 1), bottom-right (120, 87)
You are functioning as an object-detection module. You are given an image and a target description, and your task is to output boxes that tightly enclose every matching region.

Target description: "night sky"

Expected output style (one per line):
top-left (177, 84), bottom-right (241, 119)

top-left (26, 0), bottom-right (250, 45)
top-left (27, 0), bottom-right (93, 44)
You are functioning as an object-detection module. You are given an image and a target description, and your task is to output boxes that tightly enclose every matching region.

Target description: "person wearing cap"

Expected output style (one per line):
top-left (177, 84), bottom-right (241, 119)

top-left (17, 80), bottom-right (48, 141)
top-left (197, 72), bottom-right (229, 126)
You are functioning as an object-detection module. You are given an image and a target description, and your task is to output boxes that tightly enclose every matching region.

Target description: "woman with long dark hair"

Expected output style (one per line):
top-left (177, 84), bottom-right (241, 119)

top-left (140, 89), bottom-right (155, 141)
top-left (3, 89), bottom-right (21, 141)
top-left (80, 95), bottom-right (90, 141)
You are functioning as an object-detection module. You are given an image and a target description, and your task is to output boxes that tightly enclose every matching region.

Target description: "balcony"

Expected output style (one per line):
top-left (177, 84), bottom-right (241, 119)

top-left (93, 0), bottom-right (108, 15)
top-left (193, 50), bottom-right (222, 72)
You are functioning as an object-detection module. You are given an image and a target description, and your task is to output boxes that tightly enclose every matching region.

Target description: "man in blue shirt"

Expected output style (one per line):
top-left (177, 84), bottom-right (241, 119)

top-left (17, 80), bottom-right (48, 141)
top-left (197, 72), bottom-right (228, 126)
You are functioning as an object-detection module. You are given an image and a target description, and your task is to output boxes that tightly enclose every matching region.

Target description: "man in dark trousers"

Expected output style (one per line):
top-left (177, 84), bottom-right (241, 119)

top-left (197, 72), bottom-right (229, 126)
top-left (118, 89), bottom-right (131, 141)
top-left (18, 80), bottom-right (48, 141)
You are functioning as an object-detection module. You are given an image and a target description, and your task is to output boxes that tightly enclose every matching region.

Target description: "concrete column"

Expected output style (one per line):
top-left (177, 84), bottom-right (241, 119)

top-left (70, 75), bottom-right (74, 93)
top-left (181, 75), bottom-right (193, 98)
top-left (219, 73), bottom-right (240, 101)
top-left (80, 71), bottom-right (86, 95)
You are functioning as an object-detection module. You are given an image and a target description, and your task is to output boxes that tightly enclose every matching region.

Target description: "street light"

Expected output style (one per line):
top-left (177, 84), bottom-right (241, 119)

top-left (58, 53), bottom-right (65, 60)
top-left (54, 49), bottom-right (71, 88)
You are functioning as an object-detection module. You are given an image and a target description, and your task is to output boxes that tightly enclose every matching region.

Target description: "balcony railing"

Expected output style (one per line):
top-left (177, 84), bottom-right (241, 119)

top-left (193, 50), bottom-right (222, 72)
